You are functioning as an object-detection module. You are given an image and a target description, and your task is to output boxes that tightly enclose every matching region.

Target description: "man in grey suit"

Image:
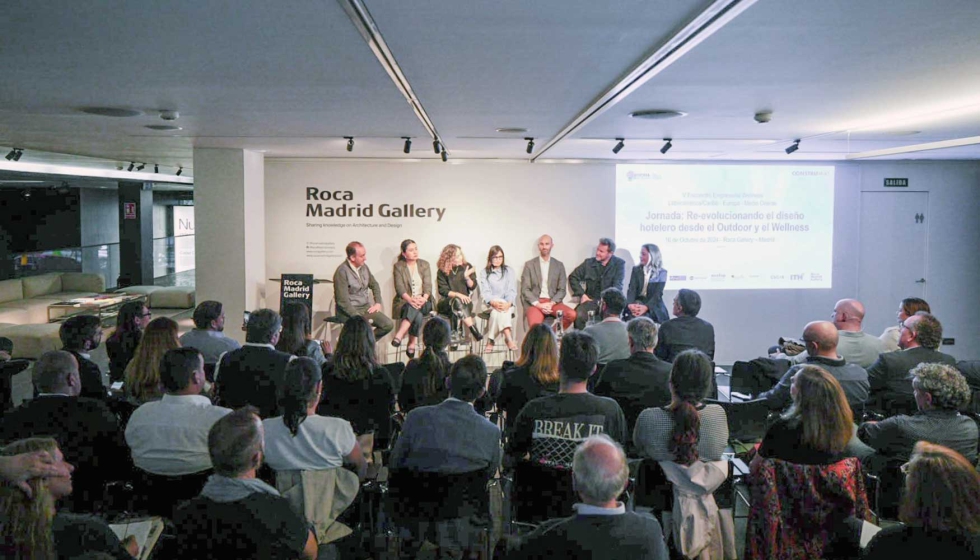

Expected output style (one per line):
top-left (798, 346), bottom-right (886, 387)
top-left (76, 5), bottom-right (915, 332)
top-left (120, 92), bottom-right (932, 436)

top-left (332, 241), bottom-right (393, 339)
top-left (521, 234), bottom-right (577, 331)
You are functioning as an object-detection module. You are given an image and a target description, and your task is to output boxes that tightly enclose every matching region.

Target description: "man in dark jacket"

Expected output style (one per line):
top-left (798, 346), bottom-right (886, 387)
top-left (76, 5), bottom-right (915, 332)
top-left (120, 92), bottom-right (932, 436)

top-left (656, 289), bottom-right (715, 362)
top-left (59, 314), bottom-right (107, 400)
top-left (214, 309), bottom-right (292, 418)
top-left (568, 237), bottom-right (625, 330)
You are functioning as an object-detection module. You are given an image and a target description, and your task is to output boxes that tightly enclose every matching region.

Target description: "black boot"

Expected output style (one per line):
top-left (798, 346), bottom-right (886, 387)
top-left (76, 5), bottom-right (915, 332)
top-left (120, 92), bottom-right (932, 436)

top-left (468, 324), bottom-right (484, 342)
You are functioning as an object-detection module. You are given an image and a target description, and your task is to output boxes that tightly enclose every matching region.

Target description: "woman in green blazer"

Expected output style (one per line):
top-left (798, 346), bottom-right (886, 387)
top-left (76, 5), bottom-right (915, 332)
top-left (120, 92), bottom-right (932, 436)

top-left (390, 239), bottom-right (433, 358)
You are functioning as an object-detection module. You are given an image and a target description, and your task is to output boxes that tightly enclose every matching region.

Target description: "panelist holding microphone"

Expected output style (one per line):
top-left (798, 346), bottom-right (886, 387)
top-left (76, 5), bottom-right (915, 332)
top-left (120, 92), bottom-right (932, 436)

top-left (332, 241), bottom-right (394, 340)
top-left (521, 234), bottom-right (576, 331)
top-left (436, 244), bottom-right (483, 342)
top-left (625, 243), bottom-right (669, 323)
top-left (568, 237), bottom-right (626, 330)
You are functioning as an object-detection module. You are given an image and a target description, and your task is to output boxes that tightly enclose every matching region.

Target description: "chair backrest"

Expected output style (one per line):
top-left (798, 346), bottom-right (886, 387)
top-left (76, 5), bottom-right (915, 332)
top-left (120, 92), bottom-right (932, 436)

top-left (387, 468), bottom-right (490, 524)
top-left (706, 398), bottom-right (771, 443)
top-left (0, 359), bottom-right (30, 413)
top-left (731, 358), bottom-right (789, 396)
top-left (511, 461), bottom-right (577, 524)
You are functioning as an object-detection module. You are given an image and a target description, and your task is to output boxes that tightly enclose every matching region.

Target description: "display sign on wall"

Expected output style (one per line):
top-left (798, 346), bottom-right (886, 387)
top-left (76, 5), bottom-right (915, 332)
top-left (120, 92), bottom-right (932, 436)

top-left (172, 205), bottom-right (195, 273)
top-left (123, 202), bottom-right (137, 220)
top-left (279, 273), bottom-right (314, 323)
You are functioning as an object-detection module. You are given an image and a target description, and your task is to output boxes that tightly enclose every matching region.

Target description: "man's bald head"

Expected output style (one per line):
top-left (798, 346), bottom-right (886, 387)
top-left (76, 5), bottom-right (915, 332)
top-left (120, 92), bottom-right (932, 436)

top-left (833, 299), bottom-right (866, 331)
top-left (572, 435), bottom-right (628, 506)
top-left (537, 235), bottom-right (554, 258)
top-left (803, 321), bottom-right (839, 358)
top-left (33, 350), bottom-right (80, 395)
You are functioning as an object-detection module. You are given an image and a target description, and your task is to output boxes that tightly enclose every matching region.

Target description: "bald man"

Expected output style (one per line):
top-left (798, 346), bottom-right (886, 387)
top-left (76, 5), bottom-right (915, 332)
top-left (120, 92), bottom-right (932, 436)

top-left (507, 434), bottom-right (668, 560)
top-left (758, 321), bottom-right (870, 415)
top-left (521, 234), bottom-right (576, 331)
top-left (779, 299), bottom-right (885, 368)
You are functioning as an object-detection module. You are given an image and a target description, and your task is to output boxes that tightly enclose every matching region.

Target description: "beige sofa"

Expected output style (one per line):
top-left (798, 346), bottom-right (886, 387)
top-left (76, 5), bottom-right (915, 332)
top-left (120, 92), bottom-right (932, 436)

top-left (0, 272), bottom-right (106, 325)
top-left (115, 285), bottom-right (196, 309)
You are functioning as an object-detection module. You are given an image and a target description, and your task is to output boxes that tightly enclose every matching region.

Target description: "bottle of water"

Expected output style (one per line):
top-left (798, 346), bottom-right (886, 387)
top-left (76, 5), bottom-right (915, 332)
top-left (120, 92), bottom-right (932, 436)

top-left (586, 309), bottom-right (596, 327)
top-left (554, 310), bottom-right (565, 341)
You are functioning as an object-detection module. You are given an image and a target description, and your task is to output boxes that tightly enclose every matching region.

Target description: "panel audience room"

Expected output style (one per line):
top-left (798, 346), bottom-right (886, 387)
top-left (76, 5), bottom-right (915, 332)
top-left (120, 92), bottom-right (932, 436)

top-left (4, 2), bottom-right (980, 559)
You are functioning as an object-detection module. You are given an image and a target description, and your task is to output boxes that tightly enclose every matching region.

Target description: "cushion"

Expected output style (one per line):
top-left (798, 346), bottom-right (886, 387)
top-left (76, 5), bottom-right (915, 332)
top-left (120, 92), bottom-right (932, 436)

top-left (116, 286), bottom-right (162, 297)
top-left (61, 273), bottom-right (105, 293)
top-left (0, 279), bottom-right (24, 305)
top-left (22, 273), bottom-right (63, 299)
top-left (0, 323), bottom-right (63, 359)
top-left (150, 287), bottom-right (196, 309)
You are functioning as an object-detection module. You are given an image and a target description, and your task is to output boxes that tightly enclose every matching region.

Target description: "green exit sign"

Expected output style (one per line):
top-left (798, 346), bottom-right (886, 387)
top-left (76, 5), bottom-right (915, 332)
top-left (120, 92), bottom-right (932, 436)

top-left (884, 178), bottom-right (909, 187)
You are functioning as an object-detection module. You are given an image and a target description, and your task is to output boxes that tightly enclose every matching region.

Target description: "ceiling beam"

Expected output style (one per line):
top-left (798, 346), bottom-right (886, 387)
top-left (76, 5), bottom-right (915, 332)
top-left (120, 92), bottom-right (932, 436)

top-left (845, 135), bottom-right (980, 160)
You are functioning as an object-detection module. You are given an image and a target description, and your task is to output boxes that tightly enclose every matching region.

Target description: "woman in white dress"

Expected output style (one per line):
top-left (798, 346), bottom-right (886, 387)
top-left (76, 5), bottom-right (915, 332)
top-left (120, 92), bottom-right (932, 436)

top-left (477, 245), bottom-right (518, 352)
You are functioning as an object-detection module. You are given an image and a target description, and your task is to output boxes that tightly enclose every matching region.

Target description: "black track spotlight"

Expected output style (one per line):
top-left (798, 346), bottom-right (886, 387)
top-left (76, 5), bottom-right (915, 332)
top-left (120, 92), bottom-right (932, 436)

top-left (13, 150), bottom-right (22, 162)
top-left (433, 140), bottom-right (441, 154)
top-left (660, 138), bottom-right (673, 155)
top-left (525, 137), bottom-right (535, 154)
top-left (154, 164), bottom-right (159, 174)
top-left (127, 162), bottom-right (135, 172)
top-left (441, 150), bottom-right (448, 163)
top-left (345, 137), bottom-right (354, 152)
top-left (5, 149), bottom-right (17, 161)
top-left (785, 139), bottom-right (800, 154)
top-left (176, 166), bottom-right (183, 176)
top-left (136, 163), bottom-right (145, 171)
top-left (403, 137), bottom-right (412, 154)
top-left (612, 138), bottom-right (625, 154)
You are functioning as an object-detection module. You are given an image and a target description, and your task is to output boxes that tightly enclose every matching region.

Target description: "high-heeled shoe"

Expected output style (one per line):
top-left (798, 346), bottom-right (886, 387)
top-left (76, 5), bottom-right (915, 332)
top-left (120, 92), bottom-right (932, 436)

top-left (406, 346), bottom-right (416, 359)
top-left (390, 337), bottom-right (402, 348)
top-left (468, 324), bottom-right (484, 342)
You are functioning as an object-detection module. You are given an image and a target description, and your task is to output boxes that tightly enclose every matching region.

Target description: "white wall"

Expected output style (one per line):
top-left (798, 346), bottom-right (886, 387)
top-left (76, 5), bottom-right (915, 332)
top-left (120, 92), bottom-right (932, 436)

top-left (261, 159), bottom-right (980, 363)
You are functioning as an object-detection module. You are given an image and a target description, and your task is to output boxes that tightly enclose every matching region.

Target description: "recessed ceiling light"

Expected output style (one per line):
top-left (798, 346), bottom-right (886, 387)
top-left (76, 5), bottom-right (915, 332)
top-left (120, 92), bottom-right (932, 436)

top-left (145, 125), bottom-right (183, 131)
top-left (80, 107), bottom-right (143, 118)
top-left (496, 127), bottom-right (528, 134)
top-left (629, 110), bottom-right (687, 120)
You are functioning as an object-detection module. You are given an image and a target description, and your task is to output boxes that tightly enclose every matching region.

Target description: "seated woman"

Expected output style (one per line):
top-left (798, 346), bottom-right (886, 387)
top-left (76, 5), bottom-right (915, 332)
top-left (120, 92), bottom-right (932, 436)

top-left (0, 437), bottom-right (139, 559)
top-left (633, 349), bottom-right (729, 462)
top-left (317, 316), bottom-right (396, 454)
top-left (262, 358), bottom-right (368, 480)
top-left (879, 297), bottom-right (930, 352)
top-left (399, 317), bottom-right (451, 413)
top-left (435, 244), bottom-right (482, 344)
top-left (105, 300), bottom-right (150, 383)
top-left (390, 239), bottom-right (434, 359)
top-left (275, 302), bottom-right (328, 367)
top-left (476, 245), bottom-right (518, 352)
top-left (865, 441), bottom-right (980, 558)
top-left (124, 317), bottom-right (180, 404)
top-left (496, 324), bottom-right (560, 429)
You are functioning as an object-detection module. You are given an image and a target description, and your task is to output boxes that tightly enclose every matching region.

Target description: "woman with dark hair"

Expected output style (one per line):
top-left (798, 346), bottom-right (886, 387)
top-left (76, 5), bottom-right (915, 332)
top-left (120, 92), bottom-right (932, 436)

top-left (865, 441), bottom-right (980, 558)
top-left (435, 244), bottom-right (482, 343)
top-left (106, 300), bottom-right (150, 382)
top-left (317, 316), bottom-right (395, 451)
top-left (477, 245), bottom-right (518, 352)
top-left (390, 239), bottom-right (433, 358)
top-left (124, 316), bottom-right (180, 404)
top-left (496, 324), bottom-right (560, 428)
top-left (262, 358), bottom-right (367, 479)
top-left (275, 302), bottom-right (328, 367)
top-left (633, 349), bottom-right (729, 464)
top-left (754, 365), bottom-right (853, 465)
top-left (880, 297), bottom-right (931, 352)
top-left (398, 316), bottom-right (451, 413)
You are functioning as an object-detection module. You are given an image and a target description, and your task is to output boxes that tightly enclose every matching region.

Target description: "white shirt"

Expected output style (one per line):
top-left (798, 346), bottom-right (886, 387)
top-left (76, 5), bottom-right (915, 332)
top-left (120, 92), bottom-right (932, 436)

top-left (641, 265), bottom-right (654, 297)
top-left (539, 257), bottom-right (551, 300)
top-left (262, 415), bottom-right (358, 471)
top-left (125, 394), bottom-right (232, 476)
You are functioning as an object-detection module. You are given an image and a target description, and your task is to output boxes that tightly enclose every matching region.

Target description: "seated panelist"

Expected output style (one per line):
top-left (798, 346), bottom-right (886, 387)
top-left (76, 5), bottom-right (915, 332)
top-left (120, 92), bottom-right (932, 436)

top-left (477, 245), bottom-right (518, 352)
top-left (390, 239), bottom-right (433, 359)
top-left (521, 234), bottom-right (576, 331)
top-left (436, 244), bottom-right (483, 342)
top-left (626, 243), bottom-right (669, 323)
top-left (332, 241), bottom-right (394, 340)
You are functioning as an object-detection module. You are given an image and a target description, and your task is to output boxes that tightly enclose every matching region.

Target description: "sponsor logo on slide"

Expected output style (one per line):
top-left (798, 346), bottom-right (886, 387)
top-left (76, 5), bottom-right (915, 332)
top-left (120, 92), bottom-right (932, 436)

top-left (626, 170), bottom-right (661, 181)
top-left (771, 275), bottom-right (785, 280)
top-left (792, 170), bottom-right (830, 176)
top-left (710, 274), bottom-right (725, 281)
top-left (810, 273), bottom-right (823, 281)
top-left (669, 275), bottom-right (687, 281)
top-left (790, 274), bottom-right (804, 281)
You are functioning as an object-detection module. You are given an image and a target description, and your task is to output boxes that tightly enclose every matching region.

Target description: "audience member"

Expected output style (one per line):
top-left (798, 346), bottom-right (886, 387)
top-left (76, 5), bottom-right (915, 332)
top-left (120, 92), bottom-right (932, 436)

top-left (399, 316), bottom-right (451, 413)
top-left (435, 244), bottom-right (483, 342)
top-left (0, 437), bottom-right (139, 559)
top-left (758, 321), bottom-right (869, 415)
top-left (780, 300), bottom-right (885, 368)
top-left (0, 351), bottom-right (127, 511)
top-left (0, 336), bottom-right (11, 363)
top-left (859, 362), bottom-right (978, 465)
top-left (507, 331), bottom-right (627, 468)
top-left (0, 448), bottom-right (72, 497)
top-left (521, 234), bottom-right (576, 331)
top-left (173, 407), bottom-right (318, 560)
top-left (477, 245), bottom-right (519, 352)
top-left (262, 358), bottom-right (367, 479)
top-left (507, 435), bottom-right (668, 560)
top-left (625, 243), bottom-right (669, 323)
top-left (755, 366), bottom-right (853, 465)
top-left (864, 442), bottom-right (980, 559)
top-left (125, 348), bottom-right (231, 477)
top-left (594, 317), bottom-right (672, 433)
top-left (124, 316), bottom-right (179, 404)
top-left (59, 314), bottom-right (107, 400)
top-left (568, 237), bottom-right (626, 330)
top-left (390, 239), bottom-right (434, 357)
top-left (105, 300), bottom-right (150, 383)
top-left (332, 241), bottom-right (393, 340)
top-left (178, 300), bottom-right (241, 364)
top-left (867, 312), bottom-right (956, 415)
top-left (275, 302), bottom-right (327, 367)
top-left (583, 288), bottom-right (630, 365)
top-left (215, 308), bottom-right (292, 418)
top-left (879, 297), bottom-right (930, 353)
top-left (496, 324), bottom-right (560, 430)
top-left (633, 350), bottom-right (728, 462)
top-left (957, 359), bottom-right (980, 393)
top-left (655, 289), bottom-right (715, 362)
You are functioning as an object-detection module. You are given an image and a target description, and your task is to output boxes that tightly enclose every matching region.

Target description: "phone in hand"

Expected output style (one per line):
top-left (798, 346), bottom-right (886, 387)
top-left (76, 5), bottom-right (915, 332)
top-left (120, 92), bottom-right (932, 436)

top-left (242, 311), bottom-right (250, 331)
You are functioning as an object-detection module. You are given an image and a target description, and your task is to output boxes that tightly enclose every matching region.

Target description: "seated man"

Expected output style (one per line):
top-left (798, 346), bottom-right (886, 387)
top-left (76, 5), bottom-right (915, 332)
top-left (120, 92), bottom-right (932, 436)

top-left (758, 321), bottom-right (869, 416)
top-left (568, 237), bottom-right (625, 330)
top-left (656, 289), bottom-right (715, 362)
top-left (593, 317), bottom-right (672, 434)
top-left (215, 309), bottom-right (293, 418)
top-left (59, 314), bottom-right (107, 400)
top-left (776, 299), bottom-right (885, 368)
top-left (507, 434), bottom-right (668, 560)
top-left (867, 312), bottom-right (956, 416)
top-left (174, 406), bottom-right (318, 560)
top-left (956, 359), bottom-right (980, 393)
top-left (332, 241), bottom-right (394, 340)
top-left (583, 288), bottom-right (630, 365)
top-left (859, 363), bottom-right (978, 465)
top-left (179, 300), bottom-right (241, 365)
top-left (126, 348), bottom-right (232, 477)
top-left (521, 234), bottom-right (576, 331)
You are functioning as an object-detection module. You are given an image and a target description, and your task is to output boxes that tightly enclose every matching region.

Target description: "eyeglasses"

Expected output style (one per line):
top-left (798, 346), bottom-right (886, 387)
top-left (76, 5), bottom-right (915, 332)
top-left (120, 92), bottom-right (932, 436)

top-left (140, 312), bottom-right (152, 318)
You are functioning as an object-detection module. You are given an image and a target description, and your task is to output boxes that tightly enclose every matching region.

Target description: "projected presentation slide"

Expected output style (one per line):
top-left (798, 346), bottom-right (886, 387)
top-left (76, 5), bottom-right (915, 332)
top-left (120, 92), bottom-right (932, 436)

top-left (615, 165), bottom-right (835, 290)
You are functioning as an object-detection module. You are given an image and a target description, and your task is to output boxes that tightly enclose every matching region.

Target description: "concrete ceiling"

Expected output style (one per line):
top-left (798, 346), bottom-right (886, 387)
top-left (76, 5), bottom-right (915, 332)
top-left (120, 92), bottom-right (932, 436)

top-left (1, 0), bottom-right (978, 179)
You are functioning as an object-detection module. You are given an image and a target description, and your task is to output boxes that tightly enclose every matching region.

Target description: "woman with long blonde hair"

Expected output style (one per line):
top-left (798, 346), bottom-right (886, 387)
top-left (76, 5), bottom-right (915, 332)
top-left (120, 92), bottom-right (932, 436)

top-left (496, 324), bottom-right (560, 428)
top-left (435, 244), bottom-right (482, 342)
top-left (125, 316), bottom-right (180, 403)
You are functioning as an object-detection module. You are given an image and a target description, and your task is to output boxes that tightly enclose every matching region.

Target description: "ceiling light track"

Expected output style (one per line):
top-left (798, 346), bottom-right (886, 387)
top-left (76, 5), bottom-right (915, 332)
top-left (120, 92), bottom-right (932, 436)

top-left (846, 135), bottom-right (980, 160)
top-left (530, 0), bottom-right (759, 162)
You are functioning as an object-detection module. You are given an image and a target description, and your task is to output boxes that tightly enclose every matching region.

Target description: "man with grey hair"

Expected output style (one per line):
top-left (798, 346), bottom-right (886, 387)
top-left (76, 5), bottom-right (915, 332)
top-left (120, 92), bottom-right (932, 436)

top-left (568, 237), bottom-right (626, 330)
top-left (593, 317), bottom-right (672, 434)
top-left (214, 309), bottom-right (293, 418)
top-left (508, 434), bottom-right (668, 559)
top-left (867, 312), bottom-right (956, 416)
